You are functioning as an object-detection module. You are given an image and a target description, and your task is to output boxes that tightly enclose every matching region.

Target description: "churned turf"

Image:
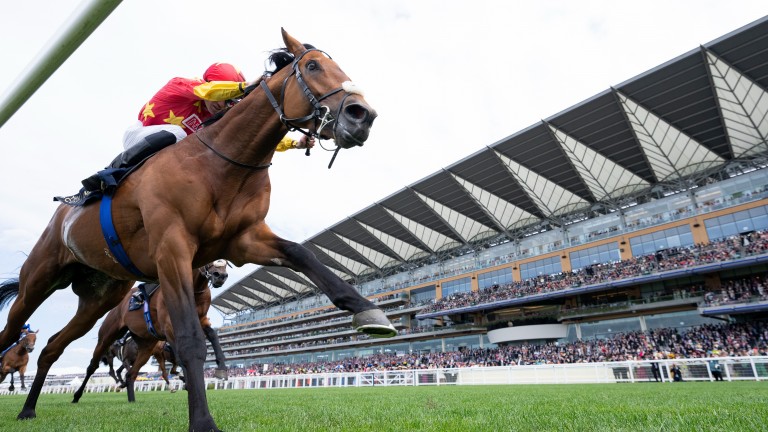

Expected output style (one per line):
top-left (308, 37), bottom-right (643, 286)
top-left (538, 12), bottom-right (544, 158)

top-left (0, 382), bottom-right (765, 431)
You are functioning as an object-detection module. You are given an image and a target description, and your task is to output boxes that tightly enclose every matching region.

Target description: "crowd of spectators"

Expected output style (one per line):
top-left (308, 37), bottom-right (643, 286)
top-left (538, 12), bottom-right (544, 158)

top-left (420, 231), bottom-right (768, 315)
top-left (205, 320), bottom-right (767, 377)
top-left (704, 274), bottom-right (768, 306)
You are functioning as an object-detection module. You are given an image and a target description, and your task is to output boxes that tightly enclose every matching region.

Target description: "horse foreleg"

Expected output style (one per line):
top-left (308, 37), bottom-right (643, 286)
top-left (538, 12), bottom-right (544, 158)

top-left (279, 241), bottom-right (396, 337)
top-left (162, 277), bottom-right (219, 432)
top-left (202, 325), bottom-right (227, 380)
top-left (8, 372), bottom-right (15, 393)
top-left (18, 365), bottom-right (26, 390)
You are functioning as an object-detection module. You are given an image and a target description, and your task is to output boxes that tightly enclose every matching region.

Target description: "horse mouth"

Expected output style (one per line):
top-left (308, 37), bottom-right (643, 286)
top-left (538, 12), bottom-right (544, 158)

top-left (335, 124), bottom-right (370, 149)
top-left (26, 347), bottom-right (35, 353)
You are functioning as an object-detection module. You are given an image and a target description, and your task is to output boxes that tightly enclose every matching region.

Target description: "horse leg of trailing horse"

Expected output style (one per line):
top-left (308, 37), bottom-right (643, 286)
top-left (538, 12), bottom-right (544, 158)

top-left (115, 364), bottom-right (127, 387)
top-left (125, 346), bottom-right (153, 403)
top-left (279, 241), bottom-right (396, 336)
top-left (202, 325), bottom-right (228, 379)
top-left (74, 314), bottom-right (129, 402)
top-left (17, 278), bottom-right (131, 420)
top-left (19, 366), bottom-right (26, 390)
top-left (154, 350), bottom-right (175, 391)
top-left (74, 335), bottom-right (127, 401)
top-left (8, 372), bottom-right (14, 393)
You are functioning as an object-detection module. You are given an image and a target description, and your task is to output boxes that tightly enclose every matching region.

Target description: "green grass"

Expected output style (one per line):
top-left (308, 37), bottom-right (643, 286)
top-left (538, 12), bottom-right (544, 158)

top-left (0, 382), bottom-right (766, 431)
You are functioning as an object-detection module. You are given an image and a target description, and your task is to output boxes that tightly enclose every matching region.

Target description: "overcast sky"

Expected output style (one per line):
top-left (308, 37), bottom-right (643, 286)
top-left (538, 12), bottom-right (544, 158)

top-left (0, 1), bottom-right (764, 374)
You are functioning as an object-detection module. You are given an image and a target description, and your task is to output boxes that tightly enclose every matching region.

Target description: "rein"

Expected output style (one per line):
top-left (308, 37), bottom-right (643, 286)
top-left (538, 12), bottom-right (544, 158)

top-left (196, 134), bottom-right (272, 170)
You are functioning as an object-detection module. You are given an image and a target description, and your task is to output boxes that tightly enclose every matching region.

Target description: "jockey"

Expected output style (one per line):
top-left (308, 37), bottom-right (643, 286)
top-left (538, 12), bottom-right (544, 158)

top-left (20, 323), bottom-right (32, 337)
top-left (122, 62), bottom-right (315, 154)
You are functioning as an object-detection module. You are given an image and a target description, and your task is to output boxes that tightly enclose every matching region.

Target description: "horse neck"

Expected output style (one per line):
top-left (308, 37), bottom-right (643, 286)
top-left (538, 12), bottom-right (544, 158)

top-left (193, 272), bottom-right (211, 295)
top-left (201, 70), bottom-right (295, 169)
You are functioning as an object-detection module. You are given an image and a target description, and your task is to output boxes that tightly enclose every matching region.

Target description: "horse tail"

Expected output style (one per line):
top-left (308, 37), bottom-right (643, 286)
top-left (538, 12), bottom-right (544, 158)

top-left (0, 278), bottom-right (20, 310)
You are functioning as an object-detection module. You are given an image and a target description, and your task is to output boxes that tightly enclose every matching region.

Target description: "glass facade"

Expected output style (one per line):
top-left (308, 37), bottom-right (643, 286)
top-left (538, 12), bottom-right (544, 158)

top-left (478, 268), bottom-right (513, 289)
top-left (410, 286), bottom-right (436, 304)
top-left (569, 242), bottom-right (620, 270)
top-left (704, 204), bottom-right (768, 241)
top-left (644, 310), bottom-right (722, 332)
top-left (629, 225), bottom-right (693, 256)
top-left (579, 317), bottom-right (642, 339)
top-left (441, 277), bottom-right (471, 297)
top-left (520, 256), bottom-right (562, 281)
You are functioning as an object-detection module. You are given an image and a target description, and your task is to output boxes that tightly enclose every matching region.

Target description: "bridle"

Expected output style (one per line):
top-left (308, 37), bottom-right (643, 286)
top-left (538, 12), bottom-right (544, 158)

top-left (197, 48), bottom-right (358, 170)
top-left (259, 48), bottom-right (361, 168)
top-left (200, 260), bottom-right (228, 288)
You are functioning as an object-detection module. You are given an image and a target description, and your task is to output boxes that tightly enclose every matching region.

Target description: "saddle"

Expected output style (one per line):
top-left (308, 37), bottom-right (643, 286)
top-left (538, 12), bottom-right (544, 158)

top-left (128, 283), bottom-right (160, 311)
top-left (54, 131), bottom-right (177, 207)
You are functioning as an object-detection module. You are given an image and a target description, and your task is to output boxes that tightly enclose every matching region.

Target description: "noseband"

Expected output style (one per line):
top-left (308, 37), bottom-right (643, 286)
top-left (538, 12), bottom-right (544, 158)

top-left (259, 49), bottom-right (360, 168)
top-left (200, 260), bottom-right (228, 288)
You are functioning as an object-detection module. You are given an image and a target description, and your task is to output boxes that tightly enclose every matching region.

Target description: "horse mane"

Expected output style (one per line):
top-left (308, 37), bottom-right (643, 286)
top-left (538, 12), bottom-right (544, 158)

top-left (264, 43), bottom-right (317, 77)
top-left (202, 43), bottom-right (318, 127)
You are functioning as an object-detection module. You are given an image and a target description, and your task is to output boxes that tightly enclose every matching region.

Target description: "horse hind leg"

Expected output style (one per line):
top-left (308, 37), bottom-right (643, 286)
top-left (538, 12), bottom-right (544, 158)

top-left (0, 211), bottom-right (79, 353)
top-left (18, 277), bottom-right (133, 420)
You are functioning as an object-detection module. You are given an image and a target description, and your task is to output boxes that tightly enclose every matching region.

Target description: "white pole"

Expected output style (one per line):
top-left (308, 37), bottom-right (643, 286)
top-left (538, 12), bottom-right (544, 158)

top-left (0, 0), bottom-right (123, 128)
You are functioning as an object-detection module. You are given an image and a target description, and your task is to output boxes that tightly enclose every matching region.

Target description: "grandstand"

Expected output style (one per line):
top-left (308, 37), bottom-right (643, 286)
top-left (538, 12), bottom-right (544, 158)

top-left (207, 16), bottom-right (768, 374)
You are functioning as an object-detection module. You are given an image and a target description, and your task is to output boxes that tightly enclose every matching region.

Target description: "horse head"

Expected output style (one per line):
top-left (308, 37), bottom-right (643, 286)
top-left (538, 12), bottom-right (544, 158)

top-left (21, 331), bottom-right (36, 353)
top-left (201, 259), bottom-right (229, 288)
top-left (271, 29), bottom-right (378, 150)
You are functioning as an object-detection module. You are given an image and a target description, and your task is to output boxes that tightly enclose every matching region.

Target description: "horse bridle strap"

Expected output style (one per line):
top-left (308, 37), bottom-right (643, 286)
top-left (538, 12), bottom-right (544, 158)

top-left (196, 134), bottom-right (272, 170)
top-left (259, 49), bottom-right (353, 169)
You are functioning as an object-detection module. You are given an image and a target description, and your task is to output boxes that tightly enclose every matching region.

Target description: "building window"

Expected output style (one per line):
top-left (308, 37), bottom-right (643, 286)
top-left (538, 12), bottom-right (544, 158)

top-left (441, 277), bottom-right (471, 297)
top-left (704, 205), bottom-right (768, 241)
top-left (629, 225), bottom-right (693, 256)
top-left (569, 242), bottom-right (620, 271)
top-left (478, 268), bottom-right (513, 289)
top-left (520, 256), bottom-right (562, 281)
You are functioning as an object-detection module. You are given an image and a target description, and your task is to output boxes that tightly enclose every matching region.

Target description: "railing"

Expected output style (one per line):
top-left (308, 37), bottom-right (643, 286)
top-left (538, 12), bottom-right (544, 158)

top-left (5, 356), bottom-right (764, 395)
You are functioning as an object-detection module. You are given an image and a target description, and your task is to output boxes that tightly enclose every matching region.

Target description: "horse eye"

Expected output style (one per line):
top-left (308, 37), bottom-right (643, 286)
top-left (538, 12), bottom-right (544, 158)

top-left (306, 60), bottom-right (319, 71)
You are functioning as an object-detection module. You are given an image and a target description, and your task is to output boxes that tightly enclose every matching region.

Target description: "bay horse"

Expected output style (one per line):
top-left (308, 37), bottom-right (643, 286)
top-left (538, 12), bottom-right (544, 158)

top-left (0, 331), bottom-right (37, 392)
top-left (0, 29), bottom-right (391, 431)
top-left (102, 337), bottom-right (181, 395)
top-left (73, 260), bottom-right (229, 403)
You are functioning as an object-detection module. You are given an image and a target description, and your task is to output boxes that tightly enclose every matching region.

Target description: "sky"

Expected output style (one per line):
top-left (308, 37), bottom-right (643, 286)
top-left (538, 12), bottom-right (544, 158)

top-left (0, 0), bottom-right (765, 375)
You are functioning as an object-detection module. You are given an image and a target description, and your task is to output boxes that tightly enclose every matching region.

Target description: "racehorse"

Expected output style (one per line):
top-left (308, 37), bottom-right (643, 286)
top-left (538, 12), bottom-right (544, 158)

top-left (0, 331), bottom-right (37, 392)
top-left (73, 260), bottom-right (229, 403)
top-left (102, 337), bottom-right (181, 395)
top-left (0, 29), bottom-right (391, 431)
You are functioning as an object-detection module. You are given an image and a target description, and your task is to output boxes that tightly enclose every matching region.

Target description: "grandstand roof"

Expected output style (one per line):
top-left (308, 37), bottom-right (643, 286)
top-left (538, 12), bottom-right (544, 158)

top-left (212, 16), bottom-right (768, 316)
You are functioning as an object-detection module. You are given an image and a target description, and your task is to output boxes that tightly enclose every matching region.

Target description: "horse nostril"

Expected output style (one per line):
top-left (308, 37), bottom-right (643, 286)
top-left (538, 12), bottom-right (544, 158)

top-left (344, 103), bottom-right (369, 122)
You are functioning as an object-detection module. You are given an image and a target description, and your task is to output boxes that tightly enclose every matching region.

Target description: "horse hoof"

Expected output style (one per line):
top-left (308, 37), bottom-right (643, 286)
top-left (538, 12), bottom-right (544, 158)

top-left (170, 389), bottom-right (177, 393)
top-left (214, 369), bottom-right (228, 380)
top-left (17, 409), bottom-right (36, 420)
top-left (352, 309), bottom-right (397, 338)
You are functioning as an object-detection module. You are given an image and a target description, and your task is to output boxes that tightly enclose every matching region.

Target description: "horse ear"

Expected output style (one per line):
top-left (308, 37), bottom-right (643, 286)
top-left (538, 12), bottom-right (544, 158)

top-left (281, 28), bottom-right (306, 57)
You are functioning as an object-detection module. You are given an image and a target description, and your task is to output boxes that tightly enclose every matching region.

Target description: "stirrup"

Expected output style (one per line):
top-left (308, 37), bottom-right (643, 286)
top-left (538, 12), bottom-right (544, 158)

top-left (352, 309), bottom-right (397, 338)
